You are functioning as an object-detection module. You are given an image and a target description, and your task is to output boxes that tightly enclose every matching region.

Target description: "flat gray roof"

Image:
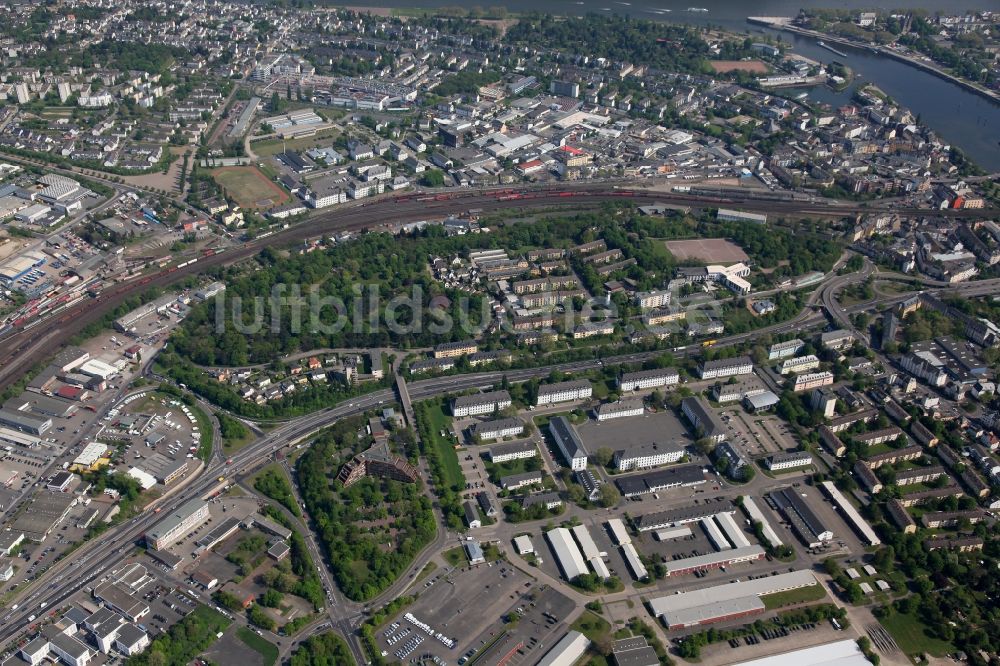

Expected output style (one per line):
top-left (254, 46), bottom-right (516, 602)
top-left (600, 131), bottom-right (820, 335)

top-left (649, 570), bottom-right (817, 618)
top-left (635, 497), bottom-right (731, 529)
top-left (146, 499), bottom-right (207, 543)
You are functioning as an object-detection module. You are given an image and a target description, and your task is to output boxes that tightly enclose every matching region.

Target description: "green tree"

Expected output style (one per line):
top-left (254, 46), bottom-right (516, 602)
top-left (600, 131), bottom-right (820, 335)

top-left (421, 169), bottom-right (446, 187)
top-left (598, 483), bottom-right (620, 508)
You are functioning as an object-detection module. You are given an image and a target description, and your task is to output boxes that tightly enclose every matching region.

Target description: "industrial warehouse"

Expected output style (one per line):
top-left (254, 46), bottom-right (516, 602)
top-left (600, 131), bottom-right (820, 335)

top-left (648, 571), bottom-right (820, 629)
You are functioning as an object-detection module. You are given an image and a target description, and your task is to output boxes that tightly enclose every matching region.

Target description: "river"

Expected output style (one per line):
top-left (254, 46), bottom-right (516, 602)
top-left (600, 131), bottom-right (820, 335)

top-left (344, 0), bottom-right (1000, 170)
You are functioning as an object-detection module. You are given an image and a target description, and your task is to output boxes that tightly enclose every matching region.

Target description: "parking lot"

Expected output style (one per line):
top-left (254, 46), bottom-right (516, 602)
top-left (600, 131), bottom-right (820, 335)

top-left (576, 408), bottom-right (690, 454)
top-left (721, 410), bottom-right (798, 459)
top-left (376, 558), bottom-right (534, 663)
top-left (696, 616), bottom-right (850, 666)
top-left (107, 391), bottom-right (202, 473)
top-left (456, 448), bottom-right (482, 496)
top-left (634, 520), bottom-right (726, 568)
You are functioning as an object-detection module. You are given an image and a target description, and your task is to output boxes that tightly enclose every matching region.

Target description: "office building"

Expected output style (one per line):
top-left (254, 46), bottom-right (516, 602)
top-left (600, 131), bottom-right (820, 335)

top-left (144, 499), bottom-right (209, 550)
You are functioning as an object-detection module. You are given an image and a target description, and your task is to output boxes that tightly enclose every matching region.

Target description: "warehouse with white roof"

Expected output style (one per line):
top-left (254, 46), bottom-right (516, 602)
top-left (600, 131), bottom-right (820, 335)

top-left (72, 442), bottom-right (109, 468)
top-left (536, 630), bottom-right (590, 666)
top-left (730, 639), bottom-right (870, 666)
top-left (821, 481), bottom-right (881, 546)
top-left (741, 496), bottom-right (784, 548)
top-left (648, 570), bottom-right (818, 629)
top-left (715, 511), bottom-right (753, 549)
top-left (605, 518), bottom-right (631, 546)
top-left (701, 517), bottom-right (732, 551)
top-left (545, 527), bottom-right (589, 581)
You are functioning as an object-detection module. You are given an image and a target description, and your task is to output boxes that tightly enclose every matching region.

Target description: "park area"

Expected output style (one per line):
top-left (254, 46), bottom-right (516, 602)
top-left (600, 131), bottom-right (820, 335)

top-left (878, 609), bottom-right (956, 659)
top-left (210, 166), bottom-right (289, 210)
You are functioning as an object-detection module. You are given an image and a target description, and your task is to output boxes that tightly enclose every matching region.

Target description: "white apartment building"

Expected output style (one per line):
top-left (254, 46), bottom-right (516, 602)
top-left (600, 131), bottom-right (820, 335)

top-left (305, 180), bottom-right (348, 208)
top-left (619, 368), bottom-right (680, 392)
top-left (699, 356), bottom-right (753, 380)
top-left (473, 417), bottom-right (524, 441)
top-left (792, 371), bottom-right (834, 392)
top-left (549, 416), bottom-right (588, 470)
top-left (594, 399), bottom-right (644, 422)
top-left (488, 441), bottom-right (538, 464)
top-left (614, 442), bottom-right (685, 471)
top-left (536, 380), bottom-right (592, 406)
top-left (452, 390), bottom-right (512, 417)
top-left (635, 290), bottom-right (671, 309)
top-left (779, 354), bottom-right (821, 375)
top-left (348, 178), bottom-right (385, 199)
top-left (768, 339), bottom-right (805, 360)
top-left (766, 451), bottom-right (814, 471)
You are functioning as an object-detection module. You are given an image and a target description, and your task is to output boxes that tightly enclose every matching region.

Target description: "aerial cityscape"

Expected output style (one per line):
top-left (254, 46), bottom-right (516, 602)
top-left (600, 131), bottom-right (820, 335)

top-left (0, 2), bottom-right (998, 666)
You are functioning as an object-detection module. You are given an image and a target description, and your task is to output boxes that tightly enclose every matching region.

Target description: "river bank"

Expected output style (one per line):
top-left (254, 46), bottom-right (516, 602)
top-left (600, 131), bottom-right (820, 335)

top-left (748, 16), bottom-right (1000, 108)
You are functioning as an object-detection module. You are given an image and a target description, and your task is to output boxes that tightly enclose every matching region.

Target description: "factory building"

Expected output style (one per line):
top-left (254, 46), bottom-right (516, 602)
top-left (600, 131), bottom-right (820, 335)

top-left (662, 545), bottom-right (766, 576)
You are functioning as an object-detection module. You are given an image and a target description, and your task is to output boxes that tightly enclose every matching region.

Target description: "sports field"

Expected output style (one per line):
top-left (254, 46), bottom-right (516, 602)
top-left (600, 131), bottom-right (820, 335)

top-left (210, 166), bottom-right (289, 209)
top-left (665, 238), bottom-right (750, 263)
top-left (710, 60), bottom-right (769, 74)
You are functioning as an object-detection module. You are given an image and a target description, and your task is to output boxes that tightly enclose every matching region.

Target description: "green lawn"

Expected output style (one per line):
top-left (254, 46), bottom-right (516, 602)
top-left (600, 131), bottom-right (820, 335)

top-left (878, 609), bottom-right (955, 658)
top-left (415, 561), bottom-right (437, 583)
top-left (419, 399), bottom-right (463, 487)
top-left (236, 627), bottom-right (279, 666)
top-left (761, 583), bottom-right (827, 609)
top-left (485, 456), bottom-right (538, 482)
top-left (252, 129), bottom-right (341, 158)
top-left (571, 610), bottom-right (612, 645)
top-left (218, 411), bottom-right (255, 453)
top-left (443, 546), bottom-right (466, 567)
